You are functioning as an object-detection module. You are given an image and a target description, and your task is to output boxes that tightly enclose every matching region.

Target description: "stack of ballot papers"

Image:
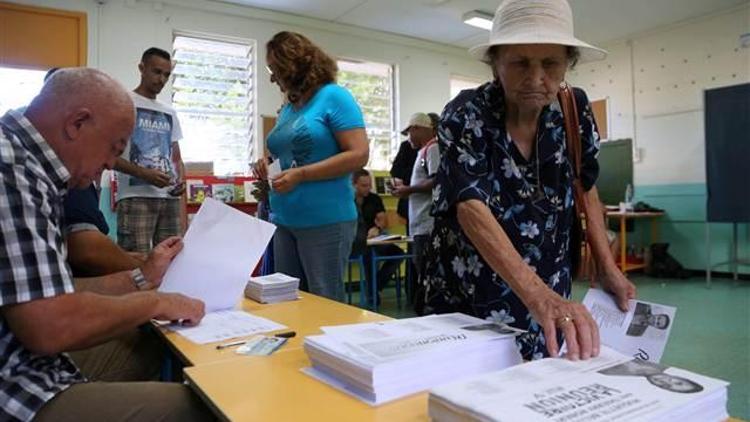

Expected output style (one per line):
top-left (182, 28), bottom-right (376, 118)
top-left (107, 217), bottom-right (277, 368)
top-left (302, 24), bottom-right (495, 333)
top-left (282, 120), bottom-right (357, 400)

top-left (429, 345), bottom-right (729, 422)
top-left (302, 313), bottom-right (523, 405)
top-left (245, 273), bottom-right (300, 303)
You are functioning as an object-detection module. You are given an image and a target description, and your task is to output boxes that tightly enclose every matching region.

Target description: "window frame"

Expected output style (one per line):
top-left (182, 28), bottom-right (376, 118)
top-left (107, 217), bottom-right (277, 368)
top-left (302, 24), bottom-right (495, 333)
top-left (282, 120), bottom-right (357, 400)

top-left (336, 57), bottom-right (399, 171)
top-left (449, 74), bottom-right (484, 101)
top-left (171, 30), bottom-right (258, 175)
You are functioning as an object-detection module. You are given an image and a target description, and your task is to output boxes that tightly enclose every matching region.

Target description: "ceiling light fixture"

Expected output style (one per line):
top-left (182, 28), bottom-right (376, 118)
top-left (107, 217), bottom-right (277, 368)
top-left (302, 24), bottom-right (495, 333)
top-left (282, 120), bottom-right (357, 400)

top-left (462, 10), bottom-right (493, 31)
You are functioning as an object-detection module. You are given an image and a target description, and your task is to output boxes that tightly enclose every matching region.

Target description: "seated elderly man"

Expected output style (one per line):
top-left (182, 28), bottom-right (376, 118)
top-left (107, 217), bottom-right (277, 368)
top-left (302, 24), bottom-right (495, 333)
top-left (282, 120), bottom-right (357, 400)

top-left (41, 67), bottom-right (145, 278)
top-left (0, 68), bottom-right (211, 421)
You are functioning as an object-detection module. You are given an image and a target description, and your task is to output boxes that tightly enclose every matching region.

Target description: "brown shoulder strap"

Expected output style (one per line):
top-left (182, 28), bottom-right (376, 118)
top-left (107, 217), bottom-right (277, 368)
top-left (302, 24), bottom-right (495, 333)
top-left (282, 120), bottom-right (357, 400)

top-left (557, 83), bottom-right (596, 279)
top-left (557, 83), bottom-right (582, 179)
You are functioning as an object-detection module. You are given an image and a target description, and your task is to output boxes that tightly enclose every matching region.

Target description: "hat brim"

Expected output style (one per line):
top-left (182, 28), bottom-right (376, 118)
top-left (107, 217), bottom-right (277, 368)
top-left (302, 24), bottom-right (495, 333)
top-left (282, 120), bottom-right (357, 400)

top-left (401, 123), bottom-right (433, 136)
top-left (469, 35), bottom-right (607, 64)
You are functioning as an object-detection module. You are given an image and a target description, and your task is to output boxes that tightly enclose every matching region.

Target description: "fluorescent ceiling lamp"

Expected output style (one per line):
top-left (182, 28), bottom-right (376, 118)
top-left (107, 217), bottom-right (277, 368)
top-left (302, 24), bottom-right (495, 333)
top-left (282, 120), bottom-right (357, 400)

top-left (462, 10), bottom-right (493, 31)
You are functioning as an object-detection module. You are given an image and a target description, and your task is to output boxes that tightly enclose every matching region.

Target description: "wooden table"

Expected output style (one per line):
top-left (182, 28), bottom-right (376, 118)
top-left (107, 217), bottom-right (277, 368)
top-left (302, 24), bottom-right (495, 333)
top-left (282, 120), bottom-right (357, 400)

top-left (185, 350), bottom-right (744, 422)
top-left (176, 292), bottom-right (745, 422)
top-left (606, 211), bottom-right (665, 274)
top-left (157, 292), bottom-right (389, 366)
top-left (184, 348), bottom-right (428, 422)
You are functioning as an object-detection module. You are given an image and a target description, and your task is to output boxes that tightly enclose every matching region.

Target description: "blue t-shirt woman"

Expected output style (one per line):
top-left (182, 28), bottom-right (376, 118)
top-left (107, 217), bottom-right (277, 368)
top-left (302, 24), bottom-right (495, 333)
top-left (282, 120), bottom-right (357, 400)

top-left (267, 83), bottom-right (363, 228)
top-left (258, 31), bottom-right (369, 302)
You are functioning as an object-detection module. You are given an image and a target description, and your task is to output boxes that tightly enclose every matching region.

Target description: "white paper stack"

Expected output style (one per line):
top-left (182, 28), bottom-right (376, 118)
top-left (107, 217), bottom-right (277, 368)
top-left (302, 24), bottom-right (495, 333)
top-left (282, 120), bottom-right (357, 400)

top-left (245, 272), bottom-right (300, 303)
top-left (429, 345), bottom-right (729, 422)
top-left (302, 313), bottom-right (523, 405)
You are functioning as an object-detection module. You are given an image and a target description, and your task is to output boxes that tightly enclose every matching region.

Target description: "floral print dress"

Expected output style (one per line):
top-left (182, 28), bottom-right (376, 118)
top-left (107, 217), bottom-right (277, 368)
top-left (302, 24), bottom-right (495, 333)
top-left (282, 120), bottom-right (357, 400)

top-left (422, 81), bottom-right (600, 360)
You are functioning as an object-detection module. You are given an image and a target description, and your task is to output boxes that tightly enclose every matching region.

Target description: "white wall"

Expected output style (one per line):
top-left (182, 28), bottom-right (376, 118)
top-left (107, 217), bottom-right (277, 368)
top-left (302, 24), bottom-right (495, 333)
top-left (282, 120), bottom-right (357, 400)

top-left (12, 0), bottom-right (490, 156)
top-left (568, 4), bottom-right (750, 186)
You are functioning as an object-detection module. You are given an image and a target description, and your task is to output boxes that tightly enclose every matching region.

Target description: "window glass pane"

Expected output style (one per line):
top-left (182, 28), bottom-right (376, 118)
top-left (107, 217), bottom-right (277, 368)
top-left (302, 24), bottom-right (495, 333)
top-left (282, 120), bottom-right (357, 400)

top-left (337, 59), bottom-right (395, 170)
top-left (0, 67), bottom-right (46, 111)
top-left (449, 75), bottom-right (483, 101)
top-left (173, 35), bottom-right (255, 176)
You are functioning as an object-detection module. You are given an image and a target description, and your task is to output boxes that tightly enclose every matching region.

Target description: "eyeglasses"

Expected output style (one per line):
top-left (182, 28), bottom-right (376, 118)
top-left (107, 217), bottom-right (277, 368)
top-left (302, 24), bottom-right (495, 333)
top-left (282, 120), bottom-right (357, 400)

top-left (264, 65), bottom-right (273, 76)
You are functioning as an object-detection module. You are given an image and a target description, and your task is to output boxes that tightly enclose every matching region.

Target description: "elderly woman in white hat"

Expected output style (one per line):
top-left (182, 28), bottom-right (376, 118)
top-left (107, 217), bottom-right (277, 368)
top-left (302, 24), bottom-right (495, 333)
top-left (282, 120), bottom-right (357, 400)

top-left (421, 0), bottom-right (636, 361)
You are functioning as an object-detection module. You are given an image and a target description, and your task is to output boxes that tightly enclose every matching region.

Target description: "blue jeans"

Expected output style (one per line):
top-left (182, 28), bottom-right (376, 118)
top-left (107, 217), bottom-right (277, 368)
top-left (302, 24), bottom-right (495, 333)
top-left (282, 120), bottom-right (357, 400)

top-left (273, 220), bottom-right (356, 302)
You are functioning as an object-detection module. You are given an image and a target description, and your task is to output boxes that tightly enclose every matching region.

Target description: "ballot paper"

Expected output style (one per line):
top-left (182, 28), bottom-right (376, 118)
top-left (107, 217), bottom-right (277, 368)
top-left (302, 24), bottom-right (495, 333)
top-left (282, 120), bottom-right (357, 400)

top-left (267, 158), bottom-right (282, 180)
top-left (168, 310), bottom-right (286, 345)
top-left (159, 197), bottom-right (276, 312)
top-left (245, 273), bottom-right (300, 304)
top-left (581, 289), bottom-right (676, 363)
top-left (429, 346), bottom-right (729, 422)
top-left (302, 313), bottom-right (522, 405)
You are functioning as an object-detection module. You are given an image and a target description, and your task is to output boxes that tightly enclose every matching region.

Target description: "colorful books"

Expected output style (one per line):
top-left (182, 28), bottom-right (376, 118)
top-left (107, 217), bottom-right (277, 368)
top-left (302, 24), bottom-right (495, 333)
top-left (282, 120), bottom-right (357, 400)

top-left (188, 182), bottom-right (212, 203)
top-left (212, 183), bottom-right (234, 203)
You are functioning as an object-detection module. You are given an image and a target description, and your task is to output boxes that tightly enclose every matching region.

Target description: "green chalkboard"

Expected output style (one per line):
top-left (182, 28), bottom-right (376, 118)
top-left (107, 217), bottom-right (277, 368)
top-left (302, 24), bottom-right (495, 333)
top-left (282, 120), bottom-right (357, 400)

top-left (596, 138), bottom-right (633, 206)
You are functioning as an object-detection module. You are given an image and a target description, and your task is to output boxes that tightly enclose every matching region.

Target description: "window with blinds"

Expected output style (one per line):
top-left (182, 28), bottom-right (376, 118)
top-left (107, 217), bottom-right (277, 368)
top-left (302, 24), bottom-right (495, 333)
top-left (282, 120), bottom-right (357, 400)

top-left (450, 75), bottom-right (483, 101)
top-left (337, 59), bottom-right (396, 170)
top-left (172, 34), bottom-right (255, 176)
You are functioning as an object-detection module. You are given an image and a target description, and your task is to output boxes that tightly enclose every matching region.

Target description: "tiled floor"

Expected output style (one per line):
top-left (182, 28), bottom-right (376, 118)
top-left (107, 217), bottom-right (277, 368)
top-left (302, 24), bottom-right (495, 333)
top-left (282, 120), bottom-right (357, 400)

top-left (356, 275), bottom-right (750, 419)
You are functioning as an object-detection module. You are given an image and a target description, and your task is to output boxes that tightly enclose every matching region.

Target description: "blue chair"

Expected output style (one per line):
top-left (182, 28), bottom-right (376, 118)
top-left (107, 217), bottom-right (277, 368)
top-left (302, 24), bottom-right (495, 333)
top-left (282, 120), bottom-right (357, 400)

top-left (347, 255), bottom-right (366, 306)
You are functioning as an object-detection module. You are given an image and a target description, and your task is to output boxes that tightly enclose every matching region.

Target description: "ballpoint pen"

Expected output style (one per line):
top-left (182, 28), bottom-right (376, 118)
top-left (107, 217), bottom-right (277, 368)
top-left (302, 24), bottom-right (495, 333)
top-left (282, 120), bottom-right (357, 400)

top-left (273, 331), bottom-right (296, 338)
top-left (215, 332), bottom-right (296, 350)
top-left (216, 340), bottom-right (246, 350)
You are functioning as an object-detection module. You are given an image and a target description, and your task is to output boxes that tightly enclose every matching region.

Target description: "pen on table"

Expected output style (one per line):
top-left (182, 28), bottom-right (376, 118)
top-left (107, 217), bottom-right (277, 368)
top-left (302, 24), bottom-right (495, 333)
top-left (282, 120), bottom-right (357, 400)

top-left (274, 331), bottom-right (296, 338)
top-left (215, 332), bottom-right (296, 350)
top-left (216, 340), bottom-right (246, 350)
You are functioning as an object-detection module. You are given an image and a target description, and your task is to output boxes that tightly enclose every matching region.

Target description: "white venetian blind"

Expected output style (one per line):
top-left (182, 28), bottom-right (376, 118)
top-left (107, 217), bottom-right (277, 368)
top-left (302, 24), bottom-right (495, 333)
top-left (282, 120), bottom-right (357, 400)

top-left (172, 35), bottom-right (255, 176)
top-left (337, 59), bottom-right (396, 170)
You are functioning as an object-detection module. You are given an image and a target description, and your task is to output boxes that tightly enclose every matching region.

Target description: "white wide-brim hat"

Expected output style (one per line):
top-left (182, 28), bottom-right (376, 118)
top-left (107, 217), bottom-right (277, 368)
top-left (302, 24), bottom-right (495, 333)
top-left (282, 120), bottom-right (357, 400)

top-left (469, 0), bottom-right (607, 63)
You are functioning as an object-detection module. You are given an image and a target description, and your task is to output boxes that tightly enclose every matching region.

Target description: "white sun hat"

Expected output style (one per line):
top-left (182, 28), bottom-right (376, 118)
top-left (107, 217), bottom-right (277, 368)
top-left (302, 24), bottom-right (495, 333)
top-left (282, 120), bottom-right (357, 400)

top-left (469, 0), bottom-right (607, 63)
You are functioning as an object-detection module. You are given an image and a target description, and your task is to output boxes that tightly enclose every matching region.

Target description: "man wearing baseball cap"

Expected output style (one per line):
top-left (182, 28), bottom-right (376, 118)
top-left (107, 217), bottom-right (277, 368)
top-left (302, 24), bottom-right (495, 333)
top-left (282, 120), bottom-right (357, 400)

top-left (392, 112), bottom-right (440, 301)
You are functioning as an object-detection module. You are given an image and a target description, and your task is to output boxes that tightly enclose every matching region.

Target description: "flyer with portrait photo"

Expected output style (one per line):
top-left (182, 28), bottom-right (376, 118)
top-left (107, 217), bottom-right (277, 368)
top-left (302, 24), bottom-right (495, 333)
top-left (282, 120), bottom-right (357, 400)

top-left (581, 288), bottom-right (676, 363)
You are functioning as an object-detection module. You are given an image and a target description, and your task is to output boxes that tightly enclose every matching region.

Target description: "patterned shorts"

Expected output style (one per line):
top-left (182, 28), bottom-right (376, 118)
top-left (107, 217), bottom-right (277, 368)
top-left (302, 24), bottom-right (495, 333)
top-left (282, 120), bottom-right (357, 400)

top-left (117, 197), bottom-right (181, 253)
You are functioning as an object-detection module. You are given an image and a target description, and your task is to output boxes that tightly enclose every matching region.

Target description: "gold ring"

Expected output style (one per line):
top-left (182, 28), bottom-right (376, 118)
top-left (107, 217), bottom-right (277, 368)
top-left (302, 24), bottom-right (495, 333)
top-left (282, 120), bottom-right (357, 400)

top-left (557, 315), bottom-right (574, 325)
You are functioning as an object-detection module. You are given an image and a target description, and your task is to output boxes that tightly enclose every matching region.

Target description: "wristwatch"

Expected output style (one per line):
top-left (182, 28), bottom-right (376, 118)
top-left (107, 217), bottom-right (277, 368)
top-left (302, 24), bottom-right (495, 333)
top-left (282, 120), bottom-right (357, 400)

top-left (130, 268), bottom-right (149, 291)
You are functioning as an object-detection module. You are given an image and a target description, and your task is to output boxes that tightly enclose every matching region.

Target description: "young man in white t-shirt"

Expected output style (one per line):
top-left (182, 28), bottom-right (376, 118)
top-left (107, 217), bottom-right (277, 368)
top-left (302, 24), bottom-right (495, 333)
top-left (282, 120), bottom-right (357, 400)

top-left (114, 47), bottom-right (186, 253)
top-left (392, 112), bottom-right (440, 286)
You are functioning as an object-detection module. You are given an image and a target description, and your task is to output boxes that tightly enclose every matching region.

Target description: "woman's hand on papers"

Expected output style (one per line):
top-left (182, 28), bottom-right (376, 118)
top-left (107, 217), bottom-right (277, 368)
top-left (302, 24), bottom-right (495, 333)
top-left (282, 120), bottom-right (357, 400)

top-left (154, 292), bottom-right (206, 326)
top-left (598, 268), bottom-right (637, 312)
top-left (526, 288), bottom-right (600, 361)
top-left (271, 168), bottom-right (304, 193)
top-left (141, 236), bottom-right (184, 289)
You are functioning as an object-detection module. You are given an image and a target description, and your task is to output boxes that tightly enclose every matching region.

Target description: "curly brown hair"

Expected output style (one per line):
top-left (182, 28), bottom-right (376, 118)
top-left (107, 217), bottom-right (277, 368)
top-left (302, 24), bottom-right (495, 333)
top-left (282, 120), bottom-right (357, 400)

top-left (266, 31), bottom-right (338, 104)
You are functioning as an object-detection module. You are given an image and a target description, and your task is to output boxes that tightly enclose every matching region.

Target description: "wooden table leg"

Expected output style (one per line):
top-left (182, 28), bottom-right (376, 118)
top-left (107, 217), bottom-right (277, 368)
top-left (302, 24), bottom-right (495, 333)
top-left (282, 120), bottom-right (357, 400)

top-left (650, 218), bottom-right (659, 244)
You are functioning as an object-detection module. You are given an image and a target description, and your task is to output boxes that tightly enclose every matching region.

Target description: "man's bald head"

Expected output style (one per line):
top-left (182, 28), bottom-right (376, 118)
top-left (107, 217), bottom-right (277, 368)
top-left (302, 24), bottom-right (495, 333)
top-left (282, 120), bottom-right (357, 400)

top-left (32, 67), bottom-right (133, 118)
top-left (25, 68), bottom-right (135, 189)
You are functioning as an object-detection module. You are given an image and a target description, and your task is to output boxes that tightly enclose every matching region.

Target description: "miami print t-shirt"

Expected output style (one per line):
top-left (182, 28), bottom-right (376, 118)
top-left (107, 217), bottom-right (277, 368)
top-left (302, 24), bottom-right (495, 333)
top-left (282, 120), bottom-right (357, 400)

top-left (267, 83), bottom-right (365, 228)
top-left (116, 92), bottom-right (183, 201)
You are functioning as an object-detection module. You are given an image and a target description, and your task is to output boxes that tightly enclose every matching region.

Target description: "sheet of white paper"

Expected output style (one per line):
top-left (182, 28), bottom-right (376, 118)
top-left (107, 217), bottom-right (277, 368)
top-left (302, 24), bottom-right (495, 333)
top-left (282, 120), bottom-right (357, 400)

top-left (267, 159), bottom-right (282, 179)
top-left (581, 288), bottom-right (677, 362)
top-left (167, 310), bottom-right (286, 344)
top-left (159, 198), bottom-right (276, 312)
